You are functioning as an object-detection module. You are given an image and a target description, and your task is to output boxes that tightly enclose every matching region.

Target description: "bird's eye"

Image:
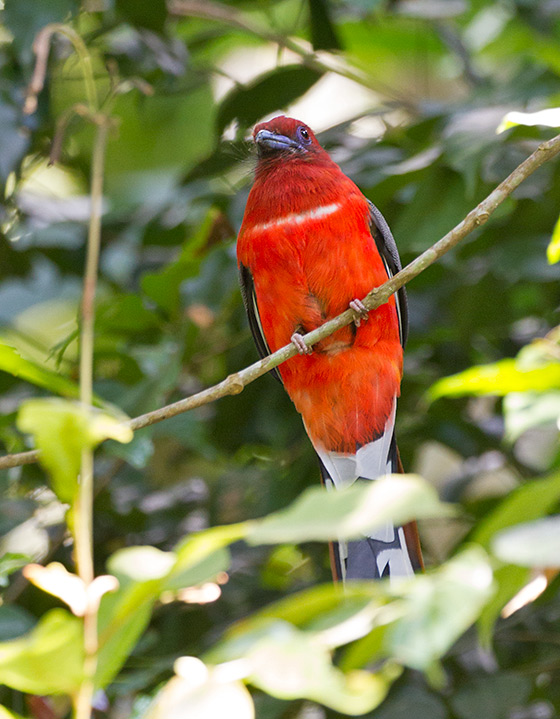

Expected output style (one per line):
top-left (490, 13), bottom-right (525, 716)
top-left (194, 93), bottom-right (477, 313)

top-left (297, 126), bottom-right (311, 145)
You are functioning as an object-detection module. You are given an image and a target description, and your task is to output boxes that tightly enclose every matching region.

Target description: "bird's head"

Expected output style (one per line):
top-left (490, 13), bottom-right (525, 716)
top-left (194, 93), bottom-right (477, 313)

top-left (253, 116), bottom-right (324, 160)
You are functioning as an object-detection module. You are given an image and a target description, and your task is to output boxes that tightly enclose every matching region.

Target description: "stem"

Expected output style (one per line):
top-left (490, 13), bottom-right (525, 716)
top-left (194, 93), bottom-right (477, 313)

top-left (24, 23), bottom-right (98, 115)
top-left (73, 119), bottom-right (109, 719)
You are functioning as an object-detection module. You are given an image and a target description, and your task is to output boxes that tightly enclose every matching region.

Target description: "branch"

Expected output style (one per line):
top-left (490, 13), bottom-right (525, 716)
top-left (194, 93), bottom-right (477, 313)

top-left (2, 132), bottom-right (560, 471)
top-left (167, 0), bottom-right (415, 109)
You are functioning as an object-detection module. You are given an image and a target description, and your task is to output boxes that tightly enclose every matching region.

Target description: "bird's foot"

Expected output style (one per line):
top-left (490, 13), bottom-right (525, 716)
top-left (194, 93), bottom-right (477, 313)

top-left (349, 299), bottom-right (369, 327)
top-left (291, 332), bottom-right (312, 355)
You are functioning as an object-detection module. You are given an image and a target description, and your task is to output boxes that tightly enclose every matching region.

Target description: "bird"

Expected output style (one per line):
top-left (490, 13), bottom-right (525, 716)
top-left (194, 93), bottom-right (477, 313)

top-left (236, 115), bottom-right (423, 581)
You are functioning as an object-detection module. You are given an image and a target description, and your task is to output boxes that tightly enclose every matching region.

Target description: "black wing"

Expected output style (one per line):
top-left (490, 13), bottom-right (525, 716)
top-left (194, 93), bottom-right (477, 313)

top-left (239, 262), bottom-right (282, 382)
top-left (367, 200), bottom-right (408, 348)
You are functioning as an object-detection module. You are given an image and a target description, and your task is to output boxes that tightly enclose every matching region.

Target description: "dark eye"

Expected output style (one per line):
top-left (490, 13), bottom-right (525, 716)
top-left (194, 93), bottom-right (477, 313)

top-left (297, 126), bottom-right (311, 145)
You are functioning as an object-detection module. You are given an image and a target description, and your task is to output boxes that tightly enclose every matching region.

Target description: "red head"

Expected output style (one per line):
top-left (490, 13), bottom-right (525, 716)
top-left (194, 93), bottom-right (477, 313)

top-left (253, 116), bottom-right (328, 164)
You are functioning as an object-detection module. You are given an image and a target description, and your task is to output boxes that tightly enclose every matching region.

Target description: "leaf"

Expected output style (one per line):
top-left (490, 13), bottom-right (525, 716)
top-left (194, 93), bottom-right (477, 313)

top-left (428, 358), bottom-right (560, 400)
top-left (149, 658), bottom-right (255, 719)
top-left (504, 391), bottom-right (560, 441)
top-left (0, 705), bottom-right (28, 719)
top-left (115, 0), bottom-right (167, 31)
top-left (492, 515), bottom-right (560, 568)
top-left (386, 547), bottom-right (494, 671)
top-left (247, 475), bottom-right (452, 545)
top-left (17, 399), bottom-right (132, 504)
top-left (547, 212), bottom-right (560, 264)
top-left (23, 562), bottom-right (118, 616)
top-left (0, 342), bottom-right (82, 399)
top-left (244, 622), bottom-right (392, 715)
top-left (95, 538), bottom-right (232, 689)
top-left (472, 471), bottom-right (560, 549)
top-left (0, 609), bottom-right (83, 695)
top-left (308, 0), bottom-right (342, 50)
top-left (477, 564), bottom-right (530, 649)
top-left (497, 107), bottom-right (560, 133)
top-left (217, 65), bottom-right (323, 135)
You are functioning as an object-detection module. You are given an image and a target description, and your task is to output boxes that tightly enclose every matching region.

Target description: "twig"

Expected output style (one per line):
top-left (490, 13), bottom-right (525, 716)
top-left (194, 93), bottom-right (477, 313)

top-left (23, 24), bottom-right (98, 116)
top-left (167, 0), bottom-right (416, 109)
top-left (2, 132), bottom-right (560, 470)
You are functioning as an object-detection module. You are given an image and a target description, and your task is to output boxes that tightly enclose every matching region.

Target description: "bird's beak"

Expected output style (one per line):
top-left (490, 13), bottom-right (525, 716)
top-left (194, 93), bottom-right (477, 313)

top-left (255, 129), bottom-right (299, 153)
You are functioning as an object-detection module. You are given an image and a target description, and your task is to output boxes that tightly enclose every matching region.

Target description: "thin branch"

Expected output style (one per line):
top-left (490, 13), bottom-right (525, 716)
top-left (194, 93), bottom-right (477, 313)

top-left (167, 0), bottom-right (416, 109)
top-left (2, 132), bottom-right (560, 471)
top-left (23, 23), bottom-right (98, 116)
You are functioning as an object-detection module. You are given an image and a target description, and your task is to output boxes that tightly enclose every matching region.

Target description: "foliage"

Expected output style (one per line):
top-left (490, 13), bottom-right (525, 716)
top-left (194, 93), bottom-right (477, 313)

top-left (0, 0), bottom-right (560, 718)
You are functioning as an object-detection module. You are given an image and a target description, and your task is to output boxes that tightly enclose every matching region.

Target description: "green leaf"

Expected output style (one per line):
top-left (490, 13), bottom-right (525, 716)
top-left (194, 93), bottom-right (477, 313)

top-left (0, 609), bottom-right (83, 695)
top-left (497, 107), bottom-right (560, 133)
top-left (429, 358), bottom-right (560, 400)
top-left (308, 0), bottom-right (342, 50)
top-left (150, 658), bottom-right (255, 719)
top-left (115, 0), bottom-right (167, 31)
top-left (141, 210), bottom-right (221, 316)
top-left (547, 212), bottom-right (560, 264)
top-left (477, 564), bottom-right (530, 648)
top-left (247, 475), bottom-right (452, 545)
top-left (217, 65), bottom-right (323, 135)
top-left (504, 391), bottom-right (560, 441)
top-left (0, 342), bottom-right (82, 399)
top-left (0, 705), bottom-right (28, 719)
top-left (386, 547), bottom-right (494, 671)
top-left (472, 471), bottom-right (560, 549)
top-left (17, 399), bottom-right (132, 504)
top-left (244, 622), bottom-right (393, 715)
top-left (96, 537), bottom-right (232, 689)
top-left (492, 515), bottom-right (560, 567)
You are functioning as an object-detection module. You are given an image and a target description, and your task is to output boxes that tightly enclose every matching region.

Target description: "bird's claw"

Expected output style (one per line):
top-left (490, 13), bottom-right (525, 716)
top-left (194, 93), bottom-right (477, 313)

top-left (291, 332), bottom-right (312, 355)
top-left (349, 299), bottom-right (369, 327)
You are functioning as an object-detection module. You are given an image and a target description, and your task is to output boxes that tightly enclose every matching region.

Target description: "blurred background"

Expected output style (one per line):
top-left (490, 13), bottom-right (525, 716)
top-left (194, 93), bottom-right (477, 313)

top-left (0, 0), bottom-right (559, 717)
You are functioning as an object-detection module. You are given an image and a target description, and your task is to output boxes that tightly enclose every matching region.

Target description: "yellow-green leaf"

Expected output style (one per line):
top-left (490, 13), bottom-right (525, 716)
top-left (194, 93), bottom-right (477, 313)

top-left (547, 213), bottom-right (560, 264)
top-left (17, 399), bottom-right (132, 504)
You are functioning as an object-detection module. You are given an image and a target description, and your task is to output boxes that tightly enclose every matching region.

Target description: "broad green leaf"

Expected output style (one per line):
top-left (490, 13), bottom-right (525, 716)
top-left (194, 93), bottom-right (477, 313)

top-left (429, 358), bottom-right (560, 400)
top-left (472, 471), bottom-right (560, 549)
top-left (0, 609), bottom-right (83, 695)
top-left (547, 213), bottom-right (560, 264)
top-left (386, 547), bottom-right (494, 671)
top-left (217, 65), bottom-right (323, 135)
top-left (477, 564), bottom-right (529, 649)
top-left (17, 399), bottom-right (132, 504)
top-left (504, 391), bottom-right (560, 441)
top-left (149, 658), bottom-right (255, 719)
top-left (492, 515), bottom-right (560, 567)
top-left (244, 622), bottom-right (393, 715)
top-left (0, 342), bottom-right (82, 399)
top-left (96, 539), bottom-right (232, 689)
top-left (141, 210), bottom-right (222, 316)
top-left (247, 475), bottom-right (451, 545)
top-left (0, 705), bottom-right (27, 719)
top-left (497, 107), bottom-right (560, 133)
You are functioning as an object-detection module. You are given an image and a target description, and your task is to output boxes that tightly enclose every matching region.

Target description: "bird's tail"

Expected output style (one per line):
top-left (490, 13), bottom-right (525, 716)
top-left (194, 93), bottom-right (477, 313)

top-left (319, 442), bottom-right (424, 583)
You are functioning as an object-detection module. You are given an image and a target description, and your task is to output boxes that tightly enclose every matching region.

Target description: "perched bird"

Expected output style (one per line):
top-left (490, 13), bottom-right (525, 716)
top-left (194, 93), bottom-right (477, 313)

top-left (237, 116), bottom-right (422, 581)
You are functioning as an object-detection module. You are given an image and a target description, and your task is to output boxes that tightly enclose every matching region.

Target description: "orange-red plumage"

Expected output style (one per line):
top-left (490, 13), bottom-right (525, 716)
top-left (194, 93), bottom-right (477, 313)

top-left (237, 117), bottom-right (402, 453)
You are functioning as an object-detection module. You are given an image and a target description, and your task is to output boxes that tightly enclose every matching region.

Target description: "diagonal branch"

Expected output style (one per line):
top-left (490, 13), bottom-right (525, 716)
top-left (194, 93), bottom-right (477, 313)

top-left (1, 132), bottom-right (560, 471)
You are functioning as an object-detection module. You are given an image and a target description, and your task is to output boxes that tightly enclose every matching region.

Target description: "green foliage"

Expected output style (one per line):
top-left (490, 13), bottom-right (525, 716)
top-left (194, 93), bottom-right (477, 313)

top-left (1, 0), bottom-right (560, 717)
